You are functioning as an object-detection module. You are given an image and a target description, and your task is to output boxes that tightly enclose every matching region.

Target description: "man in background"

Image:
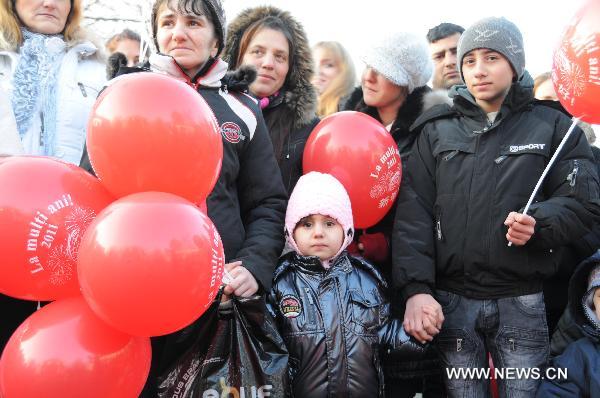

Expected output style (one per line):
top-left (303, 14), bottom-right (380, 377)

top-left (427, 22), bottom-right (464, 90)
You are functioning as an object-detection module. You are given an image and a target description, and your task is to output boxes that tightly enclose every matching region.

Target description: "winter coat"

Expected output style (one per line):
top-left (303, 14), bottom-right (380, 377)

top-left (392, 76), bottom-right (600, 300)
top-left (269, 251), bottom-right (425, 398)
top-left (0, 41), bottom-right (106, 164)
top-left (223, 6), bottom-right (319, 194)
top-left (537, 252), bottom-right (600, 397)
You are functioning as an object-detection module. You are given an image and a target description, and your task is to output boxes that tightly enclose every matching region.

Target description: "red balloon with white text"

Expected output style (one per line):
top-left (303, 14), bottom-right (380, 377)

top-left (552, 1), bottom-right (600, 123)
top-left (0, 157), bottom-right (113, 301)
top-left (303, 111), bottom-right (402, 229)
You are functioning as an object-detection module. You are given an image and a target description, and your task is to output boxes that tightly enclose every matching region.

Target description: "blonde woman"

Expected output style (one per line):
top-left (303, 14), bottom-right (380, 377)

top-left (311, 41), bottom-right (356, 117)
top-left (0, 0), bottom-right (106, 164)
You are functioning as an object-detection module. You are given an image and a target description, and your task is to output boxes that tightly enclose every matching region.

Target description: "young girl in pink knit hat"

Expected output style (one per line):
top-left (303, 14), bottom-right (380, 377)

top-left (269, 171), bottom-right (425, 397)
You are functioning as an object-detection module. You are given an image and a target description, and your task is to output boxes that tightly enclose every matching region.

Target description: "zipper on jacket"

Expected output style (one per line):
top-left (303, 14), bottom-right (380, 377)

top-left (443, 150), bottom-right (459, 161)
top-left (494, 155), bottom-right (507, 164)
top-left (303, 287), bottom-right (316, 326)
top-left (304, 287), bottom-right (314, 305)
top-left (567, 160), bottom-right (579, 187)
top-left (435, 209), bottom-right (444, 242)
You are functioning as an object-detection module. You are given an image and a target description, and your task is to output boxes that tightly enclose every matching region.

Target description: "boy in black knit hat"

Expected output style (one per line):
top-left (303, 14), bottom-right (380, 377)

top-left (392, 17), bottom-right (600, 397)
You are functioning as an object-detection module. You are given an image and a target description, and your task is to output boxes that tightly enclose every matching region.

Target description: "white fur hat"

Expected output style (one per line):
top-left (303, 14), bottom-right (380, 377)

top-left (361, 32), bottom-right (433, 93)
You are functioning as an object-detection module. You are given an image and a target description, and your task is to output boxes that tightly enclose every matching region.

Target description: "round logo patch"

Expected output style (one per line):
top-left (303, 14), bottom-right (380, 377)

top-left (221, 122), bottom-right (243, 143)
top-left (279, 295), bottom-right (302, 318)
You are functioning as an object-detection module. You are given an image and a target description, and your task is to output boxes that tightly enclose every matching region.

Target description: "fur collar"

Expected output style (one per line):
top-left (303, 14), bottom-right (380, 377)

top-left (223, 6), bottom-right (317, 129)
top-left (343, 85), bottom-right (449, 139)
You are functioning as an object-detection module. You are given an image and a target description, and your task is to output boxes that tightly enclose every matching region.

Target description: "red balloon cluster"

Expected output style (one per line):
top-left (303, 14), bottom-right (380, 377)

top-left (1, 72), bottom-right (225, 397)
top-left (304, 111), bottom-right (402, 229)
top-left (552, 0), bottom-right (600, 124)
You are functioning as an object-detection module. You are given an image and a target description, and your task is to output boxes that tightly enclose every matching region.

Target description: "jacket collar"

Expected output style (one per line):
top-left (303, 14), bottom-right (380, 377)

top-left (275, 251), bottom-right (353, 278)
top-left (149, 53), bottom-right (228, 89)
top-left (449, 70), bottom-right (535, 121)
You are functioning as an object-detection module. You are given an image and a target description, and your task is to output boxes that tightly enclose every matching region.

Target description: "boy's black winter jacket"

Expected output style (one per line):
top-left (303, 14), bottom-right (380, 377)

top-left (393, 78), bottom-right (600, 300)
top-left (269, 251), bottom-right (424, 397)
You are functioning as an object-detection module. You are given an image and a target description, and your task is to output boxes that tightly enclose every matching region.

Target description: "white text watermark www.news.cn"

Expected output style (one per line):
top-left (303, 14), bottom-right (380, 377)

top-left (446, 367), bottom-right (568, 381)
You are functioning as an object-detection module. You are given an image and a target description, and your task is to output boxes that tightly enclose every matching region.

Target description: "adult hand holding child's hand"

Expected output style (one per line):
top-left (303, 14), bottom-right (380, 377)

top-left (222, 261), bottom-right (259, 300)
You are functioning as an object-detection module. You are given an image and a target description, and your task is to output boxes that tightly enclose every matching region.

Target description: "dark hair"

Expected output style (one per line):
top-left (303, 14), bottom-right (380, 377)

top-left (151, 0), bottom-right (220, 51)
top-left (426, 22), bottom-right (465, 43)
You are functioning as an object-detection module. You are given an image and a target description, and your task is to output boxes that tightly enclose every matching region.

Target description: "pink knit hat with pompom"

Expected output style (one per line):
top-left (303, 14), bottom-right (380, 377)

top-left (285, 172), bottom-right (354, 265)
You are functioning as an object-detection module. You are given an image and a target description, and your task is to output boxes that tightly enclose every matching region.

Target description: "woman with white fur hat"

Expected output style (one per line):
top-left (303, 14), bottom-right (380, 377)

top-left (343, 32), bottom-right (448, 397)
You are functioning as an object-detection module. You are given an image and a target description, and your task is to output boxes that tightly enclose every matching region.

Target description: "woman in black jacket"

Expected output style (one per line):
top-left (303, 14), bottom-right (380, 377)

top-left (103, 1), bottom-right (288, 395)
top-left (223, 6), bottom-right (319, 194)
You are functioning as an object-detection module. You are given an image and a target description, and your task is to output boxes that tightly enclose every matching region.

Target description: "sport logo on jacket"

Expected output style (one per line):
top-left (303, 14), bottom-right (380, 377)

top-left (509, 143), bottom-right (546, 153)
top-left (220, 122), bottom-right (245, 144)
top-left (279, 295), bottom-right (302, 318)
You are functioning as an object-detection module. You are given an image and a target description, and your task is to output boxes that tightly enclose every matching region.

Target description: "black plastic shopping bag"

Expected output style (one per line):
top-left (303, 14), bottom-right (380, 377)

top-left (157, 295), bottom-right (288, 398)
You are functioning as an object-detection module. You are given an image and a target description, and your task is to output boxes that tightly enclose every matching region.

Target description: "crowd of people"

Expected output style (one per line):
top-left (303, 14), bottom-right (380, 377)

top-left (1, 0), bottom-right (600, 397)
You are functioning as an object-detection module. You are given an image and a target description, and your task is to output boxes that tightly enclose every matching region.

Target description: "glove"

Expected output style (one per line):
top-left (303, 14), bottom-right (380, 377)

top-left (358, 232), bottom-right (389, 264)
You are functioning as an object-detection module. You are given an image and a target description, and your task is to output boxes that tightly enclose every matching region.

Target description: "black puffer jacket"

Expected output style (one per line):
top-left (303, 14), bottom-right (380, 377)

top-left (269, 252), bottom-right (424, 397)
top-left (393, 77), bottom-right (600, 300)
top-left (223, 6), bottom-right (319, 194)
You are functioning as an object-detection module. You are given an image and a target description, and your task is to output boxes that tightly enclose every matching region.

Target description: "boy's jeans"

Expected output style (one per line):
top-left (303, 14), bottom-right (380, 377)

top-left (434, 290), bottom-right (549, 398)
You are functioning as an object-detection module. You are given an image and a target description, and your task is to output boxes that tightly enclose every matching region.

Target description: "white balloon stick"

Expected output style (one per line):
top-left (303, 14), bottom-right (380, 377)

top-left (508, 117), bottom-right (580, 247)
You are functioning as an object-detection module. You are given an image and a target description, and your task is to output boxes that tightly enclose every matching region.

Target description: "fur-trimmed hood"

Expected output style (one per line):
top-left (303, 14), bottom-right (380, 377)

top-left (223, 6), bottom-right (317, 129)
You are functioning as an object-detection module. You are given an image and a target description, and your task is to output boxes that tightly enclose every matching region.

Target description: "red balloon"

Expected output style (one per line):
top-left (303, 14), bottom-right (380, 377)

top-left (552, 1), bottom-right (600, 124)
top-left (303, 111), bottom-right (402, 228)
top-left (0, 157), bottom-right (114, 301)
top-left (87, 72), bottom-right (223, 202)
top-left (0, 297), bottom-right (151, 398)
top-left (77, 192), bottom-right (225, 337)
